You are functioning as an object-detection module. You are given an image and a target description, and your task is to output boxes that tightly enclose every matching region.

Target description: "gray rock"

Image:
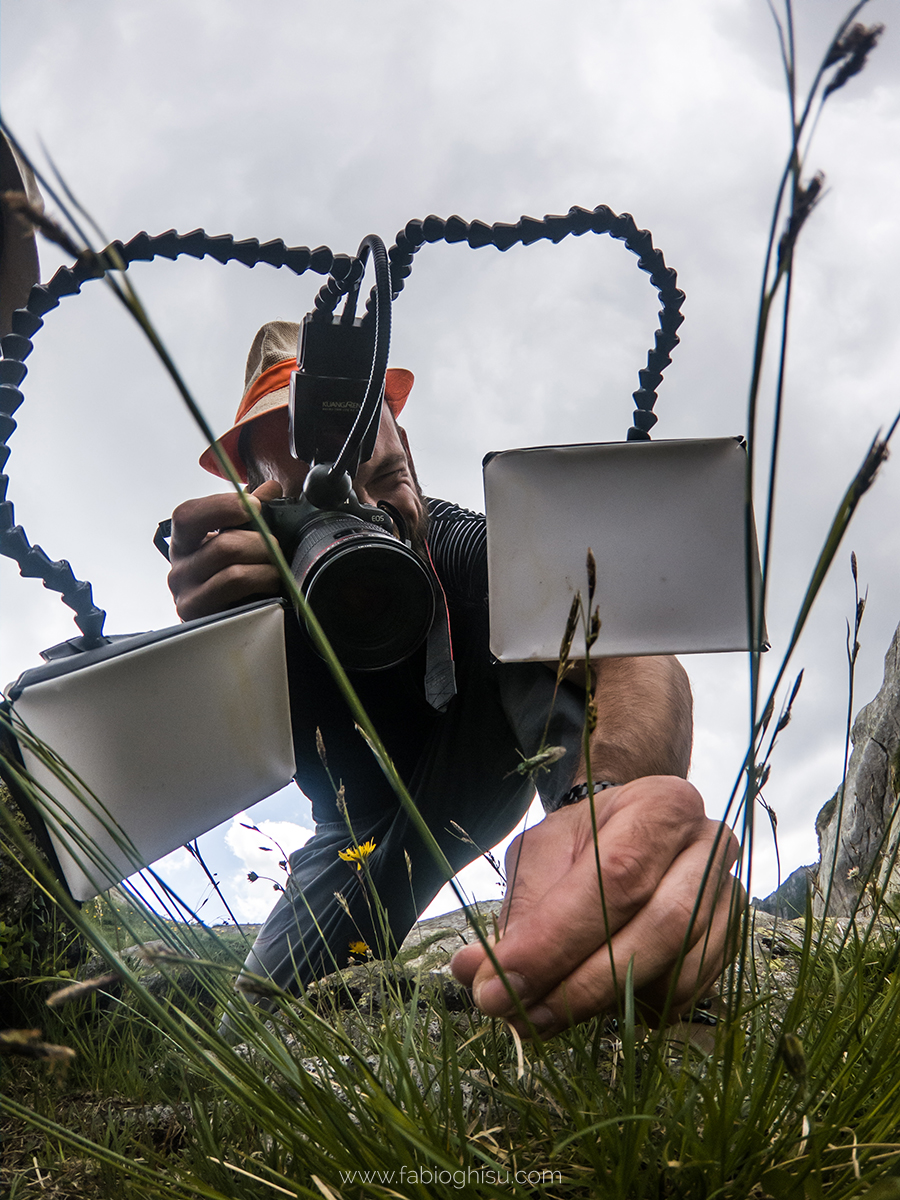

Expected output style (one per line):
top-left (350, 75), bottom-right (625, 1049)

top-left (299, 901), bottom-right (503, 1018)
top-left (80, 939), bottom-right (209, 1009)
top-left (812, 621), bottom-right (900, 918)
top-left (398, 899), bottom-right (503, 972)
top-left (753, 864), bottom-right (816, 918)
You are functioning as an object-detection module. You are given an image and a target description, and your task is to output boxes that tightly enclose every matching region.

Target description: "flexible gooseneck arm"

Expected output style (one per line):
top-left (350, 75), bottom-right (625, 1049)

top-left (0, 206), bottom-right (685, 647)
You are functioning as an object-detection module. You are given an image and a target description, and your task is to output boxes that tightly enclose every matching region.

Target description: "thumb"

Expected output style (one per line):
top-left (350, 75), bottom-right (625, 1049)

top-left (250, 480), bottom-right (283, 503)
top-left (450, 930), bottom-right (499, 988)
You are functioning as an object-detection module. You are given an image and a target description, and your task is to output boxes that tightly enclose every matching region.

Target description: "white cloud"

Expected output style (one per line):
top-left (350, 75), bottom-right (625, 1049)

top-left (224, 815), bottom-right (313, 923)
top-left (148, 845), bottom-right (194, 874)
top-left (421, 797), bottom-right (544, 920)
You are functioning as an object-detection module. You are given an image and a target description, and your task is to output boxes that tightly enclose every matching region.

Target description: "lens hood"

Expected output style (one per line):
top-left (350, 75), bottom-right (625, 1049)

top-left (290, 510), bottom-right (436, 670)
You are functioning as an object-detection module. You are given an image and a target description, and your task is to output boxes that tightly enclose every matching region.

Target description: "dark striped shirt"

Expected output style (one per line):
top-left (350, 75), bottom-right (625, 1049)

top-left (426, 497), bottom-right (489, 608)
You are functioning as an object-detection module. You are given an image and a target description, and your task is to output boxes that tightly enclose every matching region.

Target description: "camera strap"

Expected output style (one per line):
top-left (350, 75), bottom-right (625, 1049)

top-left (423, 548), bottom-right (456, 713)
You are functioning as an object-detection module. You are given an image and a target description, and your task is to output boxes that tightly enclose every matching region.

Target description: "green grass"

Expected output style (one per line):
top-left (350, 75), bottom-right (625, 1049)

top-left (3, 879), bottom-right (900, 1199)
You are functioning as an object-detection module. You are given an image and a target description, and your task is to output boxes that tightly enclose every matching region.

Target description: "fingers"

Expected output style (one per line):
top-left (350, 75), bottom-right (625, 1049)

top-left (449, 804), bottom-right (592, 990)
top-left (167, 481), bottom-right (284, 620)
top-left (450, 777), bottom-right (743, 1038)
top-left (456, 778), bottom-right (708, 1018)
top-left (633, 875), bottom-right (746, 1018)
top-left (448, 819), bottom-right (579, 991)
top-left (506, 828), bottom-right (741, 1037)
top-left (168, 481), bottom-right (281, 558)
top-left (169, 553), bottom-right (284, 620)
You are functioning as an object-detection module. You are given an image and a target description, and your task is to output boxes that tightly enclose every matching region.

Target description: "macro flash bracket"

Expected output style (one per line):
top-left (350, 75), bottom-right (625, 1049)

top-left (289, 313), bottom-right (380, 472)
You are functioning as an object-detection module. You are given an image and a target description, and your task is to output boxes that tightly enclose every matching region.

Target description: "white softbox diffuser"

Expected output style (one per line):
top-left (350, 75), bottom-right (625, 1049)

top-left (484, 438), bottom-right (764, 662)
top-left (6, 599), bottom-right (296, 901)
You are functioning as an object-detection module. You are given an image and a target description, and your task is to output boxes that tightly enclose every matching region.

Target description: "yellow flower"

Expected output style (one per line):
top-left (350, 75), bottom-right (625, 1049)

top-left (338, 839), bottom-right (377, 870)
top-left (348, 940), bottom-right (370, 957)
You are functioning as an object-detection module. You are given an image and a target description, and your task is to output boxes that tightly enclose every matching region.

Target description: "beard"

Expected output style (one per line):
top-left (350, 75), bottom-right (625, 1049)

top-left (387, 444), bottom-right (431, 561)
top-left (381, 486), bottom-right (430, 562)
top-left (409, 503), bottom-right (431, 561)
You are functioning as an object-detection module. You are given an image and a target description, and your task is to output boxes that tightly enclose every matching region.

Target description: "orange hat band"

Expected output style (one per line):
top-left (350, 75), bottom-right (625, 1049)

top-left (237, 357), bottom-right (295, 421)
top-left (199, 319), bottom-right (414, 481)
top-left (236, 357), bottom-right (411, 425)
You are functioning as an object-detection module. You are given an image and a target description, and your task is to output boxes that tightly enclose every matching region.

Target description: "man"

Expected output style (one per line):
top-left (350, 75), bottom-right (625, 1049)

top-left (168, 320), bottom-right (742, 1037)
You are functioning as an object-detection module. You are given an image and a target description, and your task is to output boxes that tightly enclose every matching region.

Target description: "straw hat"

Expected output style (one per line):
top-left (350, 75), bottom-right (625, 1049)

top-left (200, 319), bottom-right (414, 481)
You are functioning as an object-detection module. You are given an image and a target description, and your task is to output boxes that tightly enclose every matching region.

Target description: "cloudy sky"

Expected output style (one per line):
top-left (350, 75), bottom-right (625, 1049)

top-left (1, 0), bottom-right (898, 923)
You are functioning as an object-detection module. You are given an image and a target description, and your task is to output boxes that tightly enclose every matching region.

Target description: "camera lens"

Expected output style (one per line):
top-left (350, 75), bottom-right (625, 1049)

top-left (290, 513), bottom-right (436, 670)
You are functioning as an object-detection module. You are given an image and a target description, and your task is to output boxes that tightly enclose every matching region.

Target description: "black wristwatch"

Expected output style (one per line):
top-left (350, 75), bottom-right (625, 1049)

top-left (554, 779), bottom-right (619, 810)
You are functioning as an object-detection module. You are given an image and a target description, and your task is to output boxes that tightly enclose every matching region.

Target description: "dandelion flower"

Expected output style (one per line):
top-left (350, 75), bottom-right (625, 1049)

top-left (338, 839), bottom-right (377, 870)
top-left (348, 940), bottom-right (370, 957)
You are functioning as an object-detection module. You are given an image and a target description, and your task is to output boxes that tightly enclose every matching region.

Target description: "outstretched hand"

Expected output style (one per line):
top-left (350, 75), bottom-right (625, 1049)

top-left (167, 480), bottom-right (284, 620)
top-left (450, 776), bottom-right (743, 1037)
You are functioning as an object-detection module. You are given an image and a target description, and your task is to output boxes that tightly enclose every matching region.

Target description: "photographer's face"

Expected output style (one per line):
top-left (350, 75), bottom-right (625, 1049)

top-left (246, 400), bottom-right (427, 541)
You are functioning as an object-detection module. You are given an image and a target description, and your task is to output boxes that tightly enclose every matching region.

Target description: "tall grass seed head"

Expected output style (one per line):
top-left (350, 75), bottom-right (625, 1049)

top-left (587, 608), bottom-right (601, 648)
top-left (559, 594), bottom-right (580, 664)
top-left (823, 22), bottom-right (885, 99)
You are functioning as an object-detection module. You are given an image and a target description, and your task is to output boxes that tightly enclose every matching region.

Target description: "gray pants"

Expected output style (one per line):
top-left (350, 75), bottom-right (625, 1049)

top-left (229, 660), bottom-right (585, 1019)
